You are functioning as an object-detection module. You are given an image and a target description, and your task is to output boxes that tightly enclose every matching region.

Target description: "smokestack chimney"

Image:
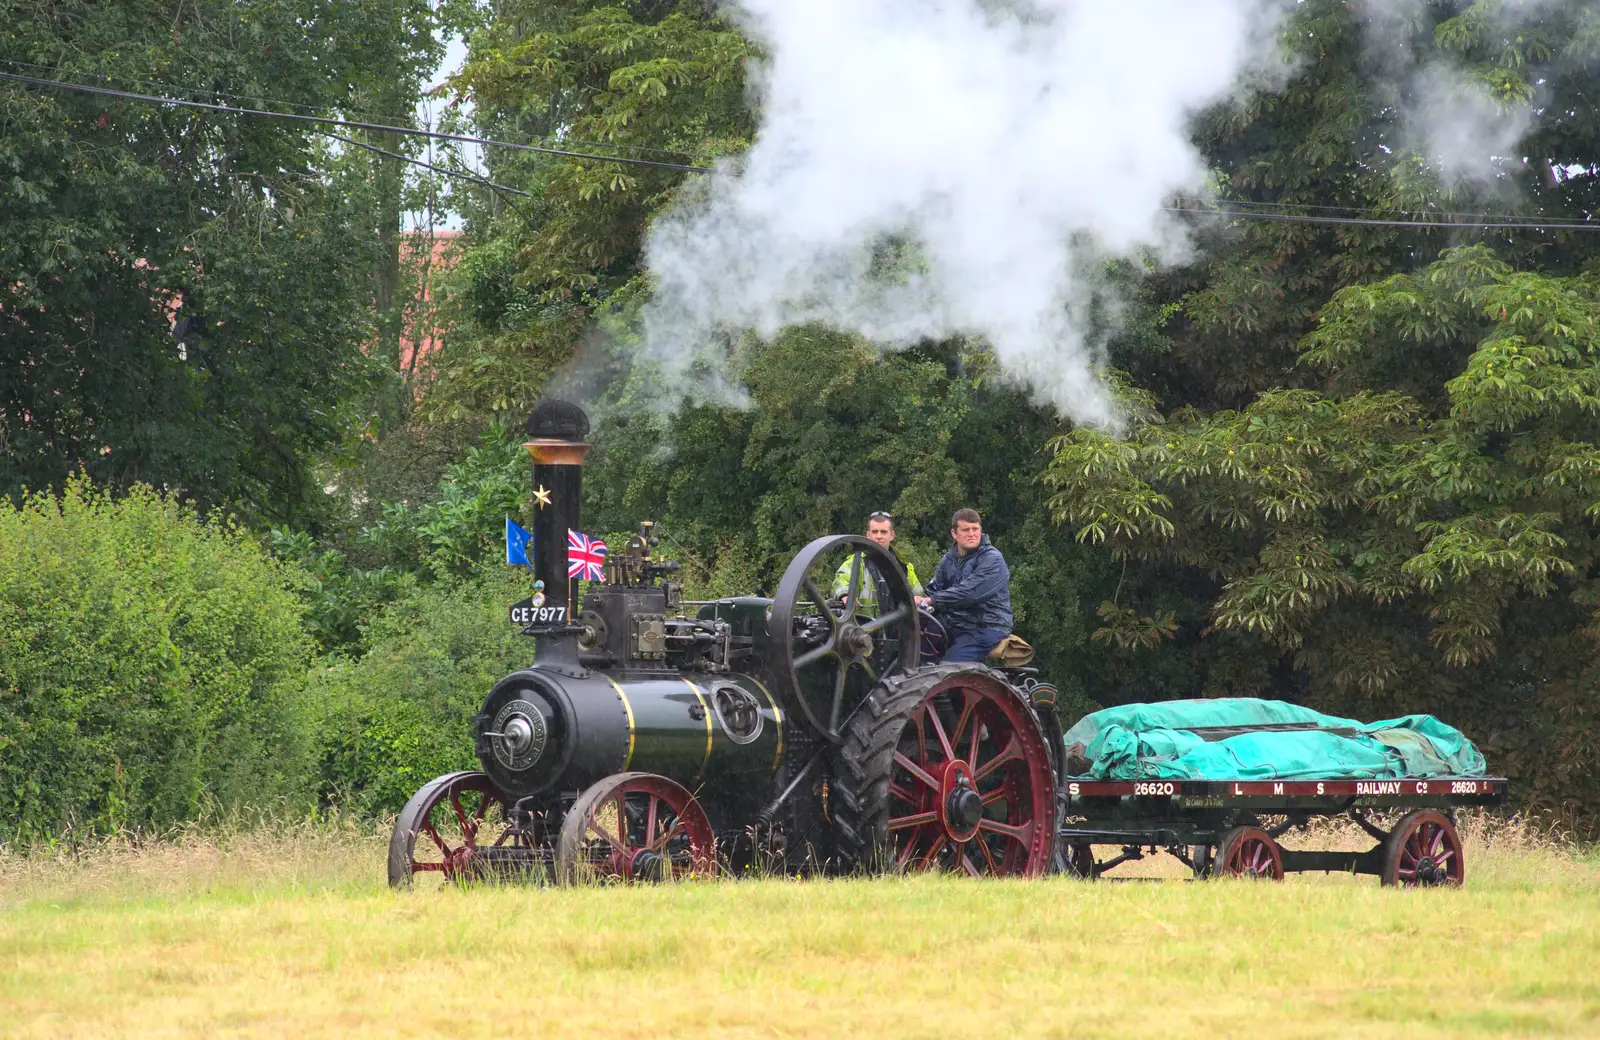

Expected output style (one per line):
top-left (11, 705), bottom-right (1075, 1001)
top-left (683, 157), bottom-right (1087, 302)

top-left (523, 400), bottom-right (591, 608)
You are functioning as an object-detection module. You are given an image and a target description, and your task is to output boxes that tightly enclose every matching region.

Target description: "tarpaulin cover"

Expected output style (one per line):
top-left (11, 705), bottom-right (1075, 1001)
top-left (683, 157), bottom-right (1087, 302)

top-left (1062, 698), bottom-right (1487, 781)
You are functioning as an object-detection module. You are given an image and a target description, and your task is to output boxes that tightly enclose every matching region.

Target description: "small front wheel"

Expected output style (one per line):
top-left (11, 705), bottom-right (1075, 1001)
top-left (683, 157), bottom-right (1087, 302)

top-left (389, 771), bottom-right (526, 888)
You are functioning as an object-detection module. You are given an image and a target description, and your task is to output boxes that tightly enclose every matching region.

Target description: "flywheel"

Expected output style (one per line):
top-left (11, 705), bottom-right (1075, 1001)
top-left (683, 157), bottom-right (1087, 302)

top-left (769, 534), bottom-right (921, 744)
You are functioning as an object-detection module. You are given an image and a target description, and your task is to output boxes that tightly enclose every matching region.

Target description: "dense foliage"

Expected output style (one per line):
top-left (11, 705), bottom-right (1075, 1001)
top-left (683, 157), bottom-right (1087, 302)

top-left (0, 480), bottom-right (312, 841)
top-left (1045, 2), bottom-right (1600, 816)
top-left (4, 0), bottom-right (1599, 835)
top-left (0, 0), bottom-right (441, 527)
top-left (302, 570), bottom-right (531, 817)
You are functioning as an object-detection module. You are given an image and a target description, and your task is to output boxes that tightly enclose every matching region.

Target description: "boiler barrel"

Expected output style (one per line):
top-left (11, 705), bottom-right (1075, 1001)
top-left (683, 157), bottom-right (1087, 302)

top-left (475, 668), bottom-right (783, 797)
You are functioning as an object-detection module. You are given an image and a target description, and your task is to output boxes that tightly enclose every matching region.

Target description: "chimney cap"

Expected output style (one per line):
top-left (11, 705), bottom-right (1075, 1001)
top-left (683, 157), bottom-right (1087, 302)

top-left (525, 399), bottom-right (590, 442)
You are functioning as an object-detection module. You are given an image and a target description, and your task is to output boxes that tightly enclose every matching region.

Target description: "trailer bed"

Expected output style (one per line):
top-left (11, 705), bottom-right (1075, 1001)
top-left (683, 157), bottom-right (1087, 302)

top-left (1065, 776), bottom-right (1507, 810)
top-left (1056, 776), bottom-right (1509, 885)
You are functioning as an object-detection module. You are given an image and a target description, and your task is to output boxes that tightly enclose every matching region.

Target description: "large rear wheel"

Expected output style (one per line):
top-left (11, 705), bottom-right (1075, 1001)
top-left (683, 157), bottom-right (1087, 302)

top-left (833, 665), bottom-right (1057, 876)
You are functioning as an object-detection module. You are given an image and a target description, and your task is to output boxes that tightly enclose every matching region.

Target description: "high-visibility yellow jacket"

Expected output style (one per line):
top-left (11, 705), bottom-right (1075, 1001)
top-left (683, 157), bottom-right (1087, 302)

top-left (830, 550), bottom-right (922, 614)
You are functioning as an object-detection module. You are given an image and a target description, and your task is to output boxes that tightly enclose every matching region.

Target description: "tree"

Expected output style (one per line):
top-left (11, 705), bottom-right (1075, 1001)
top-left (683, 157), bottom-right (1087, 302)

top-left (424, 0), bottom-right (755, 422)
top-left (1044, 0), bottom-right (1600, 817)
top-left (0, 0), bottom-right (437, 526)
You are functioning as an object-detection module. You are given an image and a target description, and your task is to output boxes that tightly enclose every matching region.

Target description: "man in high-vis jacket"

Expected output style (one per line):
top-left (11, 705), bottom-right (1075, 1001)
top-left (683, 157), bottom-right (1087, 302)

top-left (832, 510), bottom-right (922, 615)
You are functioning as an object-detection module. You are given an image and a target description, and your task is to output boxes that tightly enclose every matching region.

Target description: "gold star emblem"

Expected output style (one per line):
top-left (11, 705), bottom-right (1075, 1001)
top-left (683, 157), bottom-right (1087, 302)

top-left (533, 485), bottom-right (552, 509)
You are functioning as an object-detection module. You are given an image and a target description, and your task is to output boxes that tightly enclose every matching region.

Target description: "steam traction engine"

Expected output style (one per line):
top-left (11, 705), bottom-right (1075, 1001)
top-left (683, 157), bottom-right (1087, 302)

top-left (387, 400), bottom-right (1064, 885)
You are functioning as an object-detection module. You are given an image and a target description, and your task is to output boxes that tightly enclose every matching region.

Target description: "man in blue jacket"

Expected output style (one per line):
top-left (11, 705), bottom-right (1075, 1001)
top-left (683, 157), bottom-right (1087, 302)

top-left (916, 508), bottom-right (1013, 663)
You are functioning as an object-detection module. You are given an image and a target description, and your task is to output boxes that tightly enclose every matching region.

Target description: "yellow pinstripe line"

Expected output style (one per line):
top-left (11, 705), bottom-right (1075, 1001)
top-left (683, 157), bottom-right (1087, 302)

top-left (604, 675), bottom-right (636, 771)
top-left (683, 678), bottom-right (712, 779)
top-left (744, 675), bottom-right (783, 774)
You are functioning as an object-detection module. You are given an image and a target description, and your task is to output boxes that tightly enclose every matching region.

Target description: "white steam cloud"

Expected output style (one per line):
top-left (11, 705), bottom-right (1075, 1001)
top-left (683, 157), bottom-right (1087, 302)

top-left (640, 0), bottom-right (1288, 426)
top-left (1359, 0), bottom-right (1544, 186)
top-left (1406, 64), bottom-right (1535, 185)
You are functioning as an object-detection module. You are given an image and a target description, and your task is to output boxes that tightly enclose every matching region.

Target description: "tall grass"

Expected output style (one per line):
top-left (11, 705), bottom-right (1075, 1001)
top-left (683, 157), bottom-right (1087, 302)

top-left (2, 813), bottom-right (1597, 1038)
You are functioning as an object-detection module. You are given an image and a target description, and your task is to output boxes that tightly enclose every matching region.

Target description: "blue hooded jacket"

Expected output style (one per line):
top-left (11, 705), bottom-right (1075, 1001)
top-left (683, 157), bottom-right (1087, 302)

top-left (925, 535), bottom-right (1013, 634)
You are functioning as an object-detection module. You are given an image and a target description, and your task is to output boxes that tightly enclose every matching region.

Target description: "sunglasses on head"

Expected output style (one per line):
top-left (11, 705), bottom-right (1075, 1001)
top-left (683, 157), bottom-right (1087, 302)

top-left (868, 511), bottom-right (893, 521)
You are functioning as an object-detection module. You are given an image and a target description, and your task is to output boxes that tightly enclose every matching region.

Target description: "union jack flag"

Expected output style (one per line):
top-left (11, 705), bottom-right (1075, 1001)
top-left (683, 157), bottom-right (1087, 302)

top-left (567, 530), bottom-right (607, 581)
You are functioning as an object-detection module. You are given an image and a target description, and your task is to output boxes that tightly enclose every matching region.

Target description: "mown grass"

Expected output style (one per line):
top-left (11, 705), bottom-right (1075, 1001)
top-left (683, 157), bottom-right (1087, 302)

top-left (1, 814), bottom-right (1597, 1039)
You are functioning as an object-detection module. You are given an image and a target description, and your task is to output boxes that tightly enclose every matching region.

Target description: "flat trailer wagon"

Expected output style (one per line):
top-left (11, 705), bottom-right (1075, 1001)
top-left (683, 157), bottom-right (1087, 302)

top-left (1060, 776), bottom-right (1509, 885)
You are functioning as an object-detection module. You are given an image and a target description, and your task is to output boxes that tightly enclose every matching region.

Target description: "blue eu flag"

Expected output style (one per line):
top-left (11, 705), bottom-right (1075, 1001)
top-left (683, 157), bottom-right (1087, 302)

top-left (506, 518), bottom-right (533, 567)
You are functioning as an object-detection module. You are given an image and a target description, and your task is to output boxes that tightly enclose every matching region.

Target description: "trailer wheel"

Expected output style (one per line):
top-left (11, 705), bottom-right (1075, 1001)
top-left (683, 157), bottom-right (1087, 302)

top-left (1381, 809), bottom-right (1463, 887)
top-left (833, 665), bottom-right (1057, 876)
top-left (556, 772), bottom-right (717, 884)
top-left (1213, 826), bottom-right (1284, 880)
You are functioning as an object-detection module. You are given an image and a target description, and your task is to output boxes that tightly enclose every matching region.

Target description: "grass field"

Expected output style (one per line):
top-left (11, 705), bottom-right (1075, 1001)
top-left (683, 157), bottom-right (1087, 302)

top-left (2, 815), bottom-right (1597, 1039)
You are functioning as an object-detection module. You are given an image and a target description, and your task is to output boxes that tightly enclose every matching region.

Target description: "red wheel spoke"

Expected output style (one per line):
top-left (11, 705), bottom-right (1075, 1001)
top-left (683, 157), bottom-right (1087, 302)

top-left (958, 848), bottom-right (982, 877)
top-left (894, 751), bottom-right (941, 791)
top-left (917, 834), bottom-right (949, 869)
top-left (412, 861), bottom-right (445, 873)
top-left (589, 815), bottom-right (628, 854)
top-left (978, 817), bottom-right (1033, 846)
top-left (889, 782), bottom-right (920, 806)
top-left (645, 795), bottom-right (660, 849)
top-left (650, 820), bottom-right (686, 853)
top-left (924, 704), bottom-right (957, 761)
top-left (889, 810), bottom-right (938, 831)
top-left (421, 821), bottom-right (451, 857)
top-left (972, 735), bottom-right (1022, 783)
top-left (980, 785), bottom-right (1009, 806)
top-left (942, 688), bottom-right (974, 749)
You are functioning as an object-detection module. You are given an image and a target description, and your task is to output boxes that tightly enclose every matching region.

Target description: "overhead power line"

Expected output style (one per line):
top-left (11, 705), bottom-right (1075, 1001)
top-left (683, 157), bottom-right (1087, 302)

top-left (1169, 205), bottom-right (1600, 232)
top-left (6, 70), bottom-right (1599, 232)
top-left (0, 58), bottom-right (702, 161)
top-left (0, 70), bottom-right (725, 175)
top-left (322, 132), bottom-right (532, 199)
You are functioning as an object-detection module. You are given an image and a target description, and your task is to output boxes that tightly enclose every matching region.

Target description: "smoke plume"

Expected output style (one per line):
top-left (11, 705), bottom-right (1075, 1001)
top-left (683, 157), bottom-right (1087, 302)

top-left (639, 0), bottom-right (1289, 426)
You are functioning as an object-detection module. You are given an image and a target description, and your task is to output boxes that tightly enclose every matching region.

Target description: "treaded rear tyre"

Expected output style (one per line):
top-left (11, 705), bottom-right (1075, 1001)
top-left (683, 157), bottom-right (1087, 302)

top-left (832, 663), bottom-right (1057, 876)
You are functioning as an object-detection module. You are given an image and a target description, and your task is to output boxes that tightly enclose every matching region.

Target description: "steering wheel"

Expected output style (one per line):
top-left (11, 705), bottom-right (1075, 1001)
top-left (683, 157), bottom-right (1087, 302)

top-left (769, 535), bottom-right (922, 743)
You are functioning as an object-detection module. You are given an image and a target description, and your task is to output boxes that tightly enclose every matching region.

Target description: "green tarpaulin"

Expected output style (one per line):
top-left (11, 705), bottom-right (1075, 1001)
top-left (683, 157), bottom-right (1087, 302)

top-left (1062, 698), bottom-right (1487, 781)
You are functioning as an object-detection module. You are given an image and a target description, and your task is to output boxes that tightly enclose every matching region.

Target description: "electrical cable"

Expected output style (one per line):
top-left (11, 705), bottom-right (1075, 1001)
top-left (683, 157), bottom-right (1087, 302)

top-left (0, 69), bottom-right (725, 175)
top-left (6, 69), bottom-right (1599, 231)
top-left (321, 131), bottom-right (532, 198)
top-left (1173, 193), bottom-right (1595, 225)
top-left (0, 57), bottom-right (702, 160)
top-left (1167, 205), bottom-right (1600, 231)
